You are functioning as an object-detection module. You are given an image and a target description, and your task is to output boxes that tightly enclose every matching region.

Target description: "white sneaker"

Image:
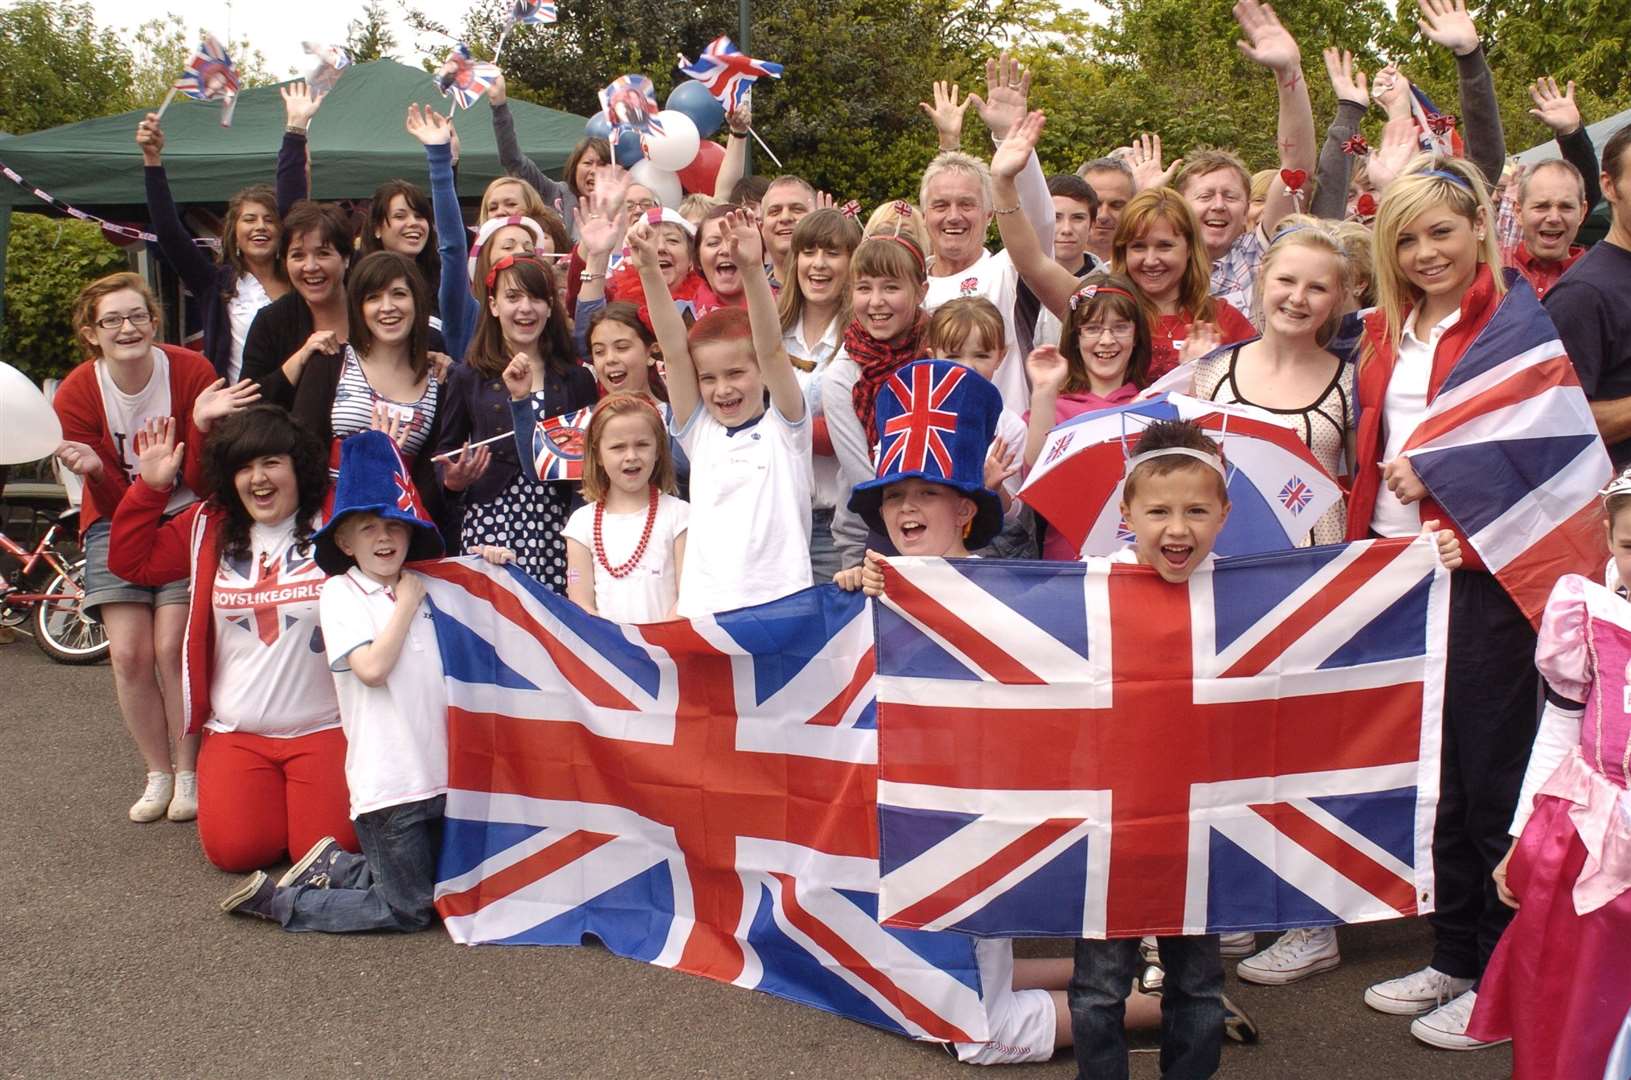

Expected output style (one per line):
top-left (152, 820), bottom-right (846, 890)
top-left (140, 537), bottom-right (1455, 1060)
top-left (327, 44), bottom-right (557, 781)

top-left (1363, 965), bottom-right (1474, 1016)
top-left (1218, 931), bottom-right (1257, 958)
top-left (1236, 926), bottom-right (1340, 986)
top-left (1410, 990), bottom-right (1510, 1050)
top-left (129, 771), bottom-right (174, 823)
top-left (167, 770), bottom-right (198, 822)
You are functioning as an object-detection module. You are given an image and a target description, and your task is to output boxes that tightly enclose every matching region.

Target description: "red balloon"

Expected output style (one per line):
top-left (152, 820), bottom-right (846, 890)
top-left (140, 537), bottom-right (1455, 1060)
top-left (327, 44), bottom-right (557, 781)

top-left (677, 139), bottom-right (727, 195)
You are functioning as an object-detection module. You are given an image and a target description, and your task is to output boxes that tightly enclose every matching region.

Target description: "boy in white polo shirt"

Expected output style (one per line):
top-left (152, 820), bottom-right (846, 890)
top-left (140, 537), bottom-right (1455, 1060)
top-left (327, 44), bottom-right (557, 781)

top-left (220, 430), bottom-right (457, 932)
top-left (630, 207), bottom-right (813, 617)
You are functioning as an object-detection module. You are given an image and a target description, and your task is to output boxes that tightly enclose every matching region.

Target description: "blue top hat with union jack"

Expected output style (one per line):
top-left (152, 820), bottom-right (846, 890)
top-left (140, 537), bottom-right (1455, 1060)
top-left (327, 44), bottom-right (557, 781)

top-left (847, 359), bottom-right (1004, 549)
top-left (311, 430), bottom-right (444, 574)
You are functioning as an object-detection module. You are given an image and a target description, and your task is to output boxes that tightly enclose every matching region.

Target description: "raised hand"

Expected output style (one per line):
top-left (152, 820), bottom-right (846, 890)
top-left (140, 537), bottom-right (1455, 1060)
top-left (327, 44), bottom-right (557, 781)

top-left (725, 100), bottom-right (752, 136)
top-left (370, 402), bottom-right (411, 447)
top-left (722, 207), bottom-right (765, 267)
top-left (1416, 0), bottom-right (1480, 56)
top-left (984, 437), bottom-right (1021, 492)
top-left (919, 79), bottom-right (972, 147)
top-left (625, 219), bottom-right (660, 271)
top-left (990, 110), bottom-right (1045, 180)
top-left (281, 81), bottom-right (324, 132)
top-left (501, 353), bottom-right (534, 400)
top-left (1366, 114), bottom-right (1419, 190)
top-left (192, 377), bottom-right (261, 433)
top-left (489, 71), bottom-right (508, 107)
top-left (135, 112), bottom-right (165, 164)
top-left (1528, 77), bottom-right (1582, 135)
top-left (449, 119), bottom-right (462, 168)
top-left (1128, 133), bottom-right (1181, 191)
top-left (1322, 47), bottom-right (1369, 106)
top-left (579, 165), bottom-right (631, 257)
top-left (1178, 321), bottom-right (1221, 363)
top-left (1371, 62), bottom-right (1413, 118)
top-left (814, 190), bottom-right (836, 211)
top-left (54, 441), bottom-right (103, 477)
top-left (967, 53), bottom-right (1031, 140)
top-left (134, 417), bottom-right (185, 491)
top-left (441, 442), bottom-right (492, 492)
top-left (405, 103), bottom-right (452, 146)
top-left (1234, 0), bottom-right (1302, 74)
top-left (1025, 345), bottom-right (1070, 396)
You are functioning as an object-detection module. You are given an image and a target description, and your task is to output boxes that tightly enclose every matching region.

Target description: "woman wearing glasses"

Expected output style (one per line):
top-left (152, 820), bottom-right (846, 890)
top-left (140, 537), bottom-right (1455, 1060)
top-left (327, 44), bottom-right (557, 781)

top-left (53, 272), bottom-right (219, 825)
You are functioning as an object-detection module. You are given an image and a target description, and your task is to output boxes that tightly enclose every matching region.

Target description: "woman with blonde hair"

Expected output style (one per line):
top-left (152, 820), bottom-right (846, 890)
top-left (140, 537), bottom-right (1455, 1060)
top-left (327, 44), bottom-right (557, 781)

top-left (1345, 152), bottom-right (1547, 1052)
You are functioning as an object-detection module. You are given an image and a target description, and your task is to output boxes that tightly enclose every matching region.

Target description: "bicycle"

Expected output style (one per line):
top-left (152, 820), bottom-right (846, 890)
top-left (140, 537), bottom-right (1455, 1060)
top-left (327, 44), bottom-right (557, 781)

top-left (0, 505), bottom-right (109, 665)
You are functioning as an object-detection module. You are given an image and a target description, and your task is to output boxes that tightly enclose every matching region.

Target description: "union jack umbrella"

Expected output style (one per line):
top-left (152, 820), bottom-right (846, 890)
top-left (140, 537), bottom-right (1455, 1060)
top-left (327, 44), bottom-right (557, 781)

top-left (1017, 393), bottom-right (1342, 558)
top-left (509, 0), bottom-right (558, 24)
top-left (419, 559), bottom-right (988, 1041)
top-left (436, 44), bottom-right (500, 110)
top-left (599, 74), bottom-right (663, 135)
top-left (873, 541), bottom-right (1451, 938)
top-left (172, 34), bottom-right (240, 125)
top-left (531, 405), bottom-right (592, 482)
top-left (676, 36), bottom-right (784, 111)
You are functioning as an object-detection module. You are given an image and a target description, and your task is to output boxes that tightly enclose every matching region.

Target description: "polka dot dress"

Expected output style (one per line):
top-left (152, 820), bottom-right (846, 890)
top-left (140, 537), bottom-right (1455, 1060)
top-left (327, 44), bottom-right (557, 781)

top-left (460, 471), bottom-right (573, 592)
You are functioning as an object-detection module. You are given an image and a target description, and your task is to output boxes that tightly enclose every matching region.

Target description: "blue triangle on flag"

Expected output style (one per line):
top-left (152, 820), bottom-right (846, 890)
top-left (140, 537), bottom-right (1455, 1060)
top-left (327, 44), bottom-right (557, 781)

top-left (714, 587), bottom-right (867, 706)
top-left (1412, 433), bottom-right (1600, 536)
top-left (1308, 788), bottom-right (1418, 868)
top-left (880, 805), bottom-right (977, 872)
top-left (951, 560), bottom-right (1090, 659)
top-left (1205, 829), bottom-right (1340, 931)
top-left (1319, 570), bottom-right (1434, 669)
top-left (1210, 544), bottom-right (1350, 653)
top-left (437, 817), bottom-right (547, 882)
top-left (874, 605), bottom-right (980, 682)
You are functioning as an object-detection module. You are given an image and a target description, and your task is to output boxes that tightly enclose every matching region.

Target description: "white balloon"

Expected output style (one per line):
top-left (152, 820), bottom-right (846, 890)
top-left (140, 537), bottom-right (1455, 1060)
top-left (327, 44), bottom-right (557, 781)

top-left (0, 362), bottom-right (62, 465)
top-left (640, 110), bottom-right (702, 173)
top-left (627, 160), bottom-right (684, 210)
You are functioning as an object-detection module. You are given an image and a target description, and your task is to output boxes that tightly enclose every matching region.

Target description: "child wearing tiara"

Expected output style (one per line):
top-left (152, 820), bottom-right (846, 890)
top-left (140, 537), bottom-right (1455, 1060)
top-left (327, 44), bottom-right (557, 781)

top-left (562, 393), bottom-right (688, 623)
top-left (1465, 469), bottom-right (1631, 1076)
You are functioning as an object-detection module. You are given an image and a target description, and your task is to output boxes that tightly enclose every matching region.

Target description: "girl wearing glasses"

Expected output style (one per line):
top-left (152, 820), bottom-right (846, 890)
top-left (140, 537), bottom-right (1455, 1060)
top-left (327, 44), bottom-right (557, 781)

top-left (52, 272), bottom-right (218, 825)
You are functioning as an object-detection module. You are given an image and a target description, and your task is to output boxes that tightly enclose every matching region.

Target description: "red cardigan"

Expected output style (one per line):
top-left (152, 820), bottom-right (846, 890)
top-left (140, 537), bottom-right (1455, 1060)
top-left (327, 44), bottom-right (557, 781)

top-left (1344, 264), bottom-right (1503, 569)
top-left (52, 343), bottom-right (215, 536)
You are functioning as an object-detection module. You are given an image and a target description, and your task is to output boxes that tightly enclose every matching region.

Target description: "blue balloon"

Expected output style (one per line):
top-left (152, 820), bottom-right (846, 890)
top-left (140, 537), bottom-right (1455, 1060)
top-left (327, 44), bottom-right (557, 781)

top-left (584, 112), bottom-right (612, 141)
top-left (612, 126), bottom-right (645, 168)
top-left (665, 80), bottom-right (725, 139)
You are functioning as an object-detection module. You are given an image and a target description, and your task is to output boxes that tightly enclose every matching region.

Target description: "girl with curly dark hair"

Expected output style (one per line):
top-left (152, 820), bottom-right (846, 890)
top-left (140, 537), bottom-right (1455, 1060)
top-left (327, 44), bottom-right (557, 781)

top-left (108, 404), bottom-right (358, 872)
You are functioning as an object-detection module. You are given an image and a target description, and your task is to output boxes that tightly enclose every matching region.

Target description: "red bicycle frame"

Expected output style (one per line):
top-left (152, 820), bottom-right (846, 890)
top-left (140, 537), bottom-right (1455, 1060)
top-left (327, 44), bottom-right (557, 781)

top-left (1, 520), bottom-right (81, 604)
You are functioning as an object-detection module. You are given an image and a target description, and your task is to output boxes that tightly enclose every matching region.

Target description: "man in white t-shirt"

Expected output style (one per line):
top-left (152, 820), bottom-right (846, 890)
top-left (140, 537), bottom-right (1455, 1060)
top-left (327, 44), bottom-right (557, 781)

top-left (918, 53), bottom-right (1055, 415)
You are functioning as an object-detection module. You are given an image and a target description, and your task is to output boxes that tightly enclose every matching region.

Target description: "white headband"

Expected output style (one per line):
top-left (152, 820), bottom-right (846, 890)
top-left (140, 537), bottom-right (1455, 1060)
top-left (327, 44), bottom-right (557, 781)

top-left (1601, 466), bottom-right (1631, 501)
top-left (1124, 446), bottom-right (1228, 482)
top-left (467, 215), bottom-right (550, 282)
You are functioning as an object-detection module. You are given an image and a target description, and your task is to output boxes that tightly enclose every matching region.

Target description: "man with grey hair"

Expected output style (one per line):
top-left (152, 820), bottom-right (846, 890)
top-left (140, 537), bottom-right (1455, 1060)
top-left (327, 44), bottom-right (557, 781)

top-left (1077, 156), bottom-right (1136, 265)
top-left (918, 54), bottom-right (1053, 412)
top-left (1512, 77), bottom-right (1602, 298)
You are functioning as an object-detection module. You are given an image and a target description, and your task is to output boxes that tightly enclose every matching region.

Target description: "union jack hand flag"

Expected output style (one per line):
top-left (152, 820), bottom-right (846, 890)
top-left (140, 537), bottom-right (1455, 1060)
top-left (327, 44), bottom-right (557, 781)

top-left (873, 540), bottom-right (1451, 938)
top-left (173, 33), bottom-right (240, 125)
top-left (530, 405), bottom-right (592, 483)
top-left (509, 0), bottom-right (558, 24)
top-left (419, 560), bottom-right (987, 1042)
top-left (877, 364), bottom-right (965, 477)
top-left (436, 44), bottom-right (500, 110)
top-left (599, 74), bottom-right (663, 135)
top-left (677, 36), bottom-right (784, 111)
top-left (1402, 279), bottom-right (1611, 626)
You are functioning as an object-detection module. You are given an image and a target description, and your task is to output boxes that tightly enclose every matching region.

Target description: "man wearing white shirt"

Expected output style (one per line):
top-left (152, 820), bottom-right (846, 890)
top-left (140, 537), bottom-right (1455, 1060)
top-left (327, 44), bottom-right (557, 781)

top-left (917, 54), bottom-right (1054, 415)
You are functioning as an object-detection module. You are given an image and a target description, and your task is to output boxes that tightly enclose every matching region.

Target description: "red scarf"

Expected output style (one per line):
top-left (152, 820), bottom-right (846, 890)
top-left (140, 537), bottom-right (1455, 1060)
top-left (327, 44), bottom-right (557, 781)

top-left (845, 314), bottom-right (928, 444)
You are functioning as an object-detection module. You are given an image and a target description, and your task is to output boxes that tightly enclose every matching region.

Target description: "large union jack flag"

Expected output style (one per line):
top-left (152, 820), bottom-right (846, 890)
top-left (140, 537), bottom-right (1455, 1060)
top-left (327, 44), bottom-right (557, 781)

top-left (877, 364), bottom-right (965, 477)
top-left (418, 559), bottom-right (986, 1042)
top-left (677, 36), bottom-right (784, 111)
top-left (1402, 278), bottom-right (1610, 627)
top-left (873, 539), bottom-right (1450, 938)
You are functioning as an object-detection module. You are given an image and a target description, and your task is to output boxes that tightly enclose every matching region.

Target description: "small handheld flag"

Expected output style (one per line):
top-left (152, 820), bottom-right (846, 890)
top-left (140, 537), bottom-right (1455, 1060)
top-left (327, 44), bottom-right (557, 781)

top-left (436, 44), bottom-right (500, 111)
top-left (493, 1), bottom-right (558, 65)
top-left (532, 406), bottom-right (593, 482)
top-left (676, 36), bottom-right (782, 112)
top-left (160, 34), bottom-right (240, 126)
top-left (301, 41), bottom-right (352, 95)
top-left (599, 75), bottom-right (662, 136)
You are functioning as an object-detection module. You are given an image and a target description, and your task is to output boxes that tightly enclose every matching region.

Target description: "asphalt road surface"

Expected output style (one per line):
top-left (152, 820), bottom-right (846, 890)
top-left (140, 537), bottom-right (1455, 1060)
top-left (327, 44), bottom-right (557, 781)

top-left (0, 640), bottom-right (1515, 1079)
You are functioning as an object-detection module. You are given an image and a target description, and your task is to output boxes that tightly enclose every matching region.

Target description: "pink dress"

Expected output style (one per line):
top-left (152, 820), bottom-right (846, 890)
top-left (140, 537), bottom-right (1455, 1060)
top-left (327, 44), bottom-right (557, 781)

top-left (1025, 383), bottom-right (1138, 562)
top-left (1468, 574), bottom-right (1631, 1077)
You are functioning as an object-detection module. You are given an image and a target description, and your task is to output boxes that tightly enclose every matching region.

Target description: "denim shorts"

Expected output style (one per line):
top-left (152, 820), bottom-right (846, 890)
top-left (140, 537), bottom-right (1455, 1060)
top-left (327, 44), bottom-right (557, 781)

top-left (80, 519), bottom-right (190, 618)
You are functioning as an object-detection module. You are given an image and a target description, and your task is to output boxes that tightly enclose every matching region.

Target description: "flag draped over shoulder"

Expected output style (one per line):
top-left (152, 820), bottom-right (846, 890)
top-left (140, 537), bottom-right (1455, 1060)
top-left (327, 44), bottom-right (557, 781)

top-left (873, 541), bottom-right (1451, 939)
top-left (1402, 279), bottom-right (1611, 627)
top-left (417, 559), bottom-right (987, 1044)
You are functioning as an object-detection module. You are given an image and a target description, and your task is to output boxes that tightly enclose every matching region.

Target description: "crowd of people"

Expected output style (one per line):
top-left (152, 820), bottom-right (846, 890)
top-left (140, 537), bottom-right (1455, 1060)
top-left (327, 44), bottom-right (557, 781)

top-left (41, 0), bottom-right (1631, 1075)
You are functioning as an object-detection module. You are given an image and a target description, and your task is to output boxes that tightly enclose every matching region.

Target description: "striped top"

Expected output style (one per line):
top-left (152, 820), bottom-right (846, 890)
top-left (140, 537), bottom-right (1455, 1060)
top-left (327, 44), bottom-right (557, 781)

top-left (330, 345), bottom-right (439, 460)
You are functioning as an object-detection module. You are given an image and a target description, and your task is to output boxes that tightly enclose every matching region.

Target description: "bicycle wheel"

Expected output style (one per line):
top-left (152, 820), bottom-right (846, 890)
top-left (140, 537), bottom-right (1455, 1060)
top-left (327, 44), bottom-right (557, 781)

top-left (33, 559), bottom-right (109, 665)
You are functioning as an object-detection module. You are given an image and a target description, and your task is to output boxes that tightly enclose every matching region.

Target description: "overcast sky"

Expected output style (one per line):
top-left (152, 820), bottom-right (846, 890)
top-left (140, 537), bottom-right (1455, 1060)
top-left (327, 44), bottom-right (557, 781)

top-left (100, 0), bottom-right (477, 77)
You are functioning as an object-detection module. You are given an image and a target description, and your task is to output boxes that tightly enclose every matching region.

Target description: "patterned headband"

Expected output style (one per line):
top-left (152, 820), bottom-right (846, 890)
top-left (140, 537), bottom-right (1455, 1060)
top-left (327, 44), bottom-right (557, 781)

top-left (1070, 283), bottom-right (1135, 310)
top-left (484, 252), bottom-right (549, 291)
top-left (1425, 169), bottom-right (1474, 191)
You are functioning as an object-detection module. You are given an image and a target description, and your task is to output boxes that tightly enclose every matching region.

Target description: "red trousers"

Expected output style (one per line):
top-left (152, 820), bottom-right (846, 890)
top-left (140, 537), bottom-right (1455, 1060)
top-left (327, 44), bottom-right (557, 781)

top-left (197, 727), bottom-right (358, 872)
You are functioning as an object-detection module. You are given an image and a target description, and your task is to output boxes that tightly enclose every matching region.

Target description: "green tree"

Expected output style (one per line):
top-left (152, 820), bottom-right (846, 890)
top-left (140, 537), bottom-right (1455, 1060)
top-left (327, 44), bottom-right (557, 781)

top-left (1, 217), bottom-right (128, 383)
top-left (0, 0), bottom-right (134, 135)
top-left (347, 1), bottom-right (400, 65)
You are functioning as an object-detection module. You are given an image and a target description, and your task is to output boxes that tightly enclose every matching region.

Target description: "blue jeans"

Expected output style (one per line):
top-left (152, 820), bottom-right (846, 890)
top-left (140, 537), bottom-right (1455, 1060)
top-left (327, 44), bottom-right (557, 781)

top-left (274, 795), bottom-right (444, 933)
top-left (1070, 935), bottom-right (1223, 1080)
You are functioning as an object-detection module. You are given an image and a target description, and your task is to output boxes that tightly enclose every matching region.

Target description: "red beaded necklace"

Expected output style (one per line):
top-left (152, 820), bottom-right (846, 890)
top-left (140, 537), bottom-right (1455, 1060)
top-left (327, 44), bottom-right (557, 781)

top-left (593, 485), bottom-right (660, 579)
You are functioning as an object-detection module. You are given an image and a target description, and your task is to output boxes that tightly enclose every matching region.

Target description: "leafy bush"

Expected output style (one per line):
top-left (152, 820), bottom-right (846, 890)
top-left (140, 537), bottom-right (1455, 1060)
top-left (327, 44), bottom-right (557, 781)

top-left (1, 215), bottom-right (129, 383)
